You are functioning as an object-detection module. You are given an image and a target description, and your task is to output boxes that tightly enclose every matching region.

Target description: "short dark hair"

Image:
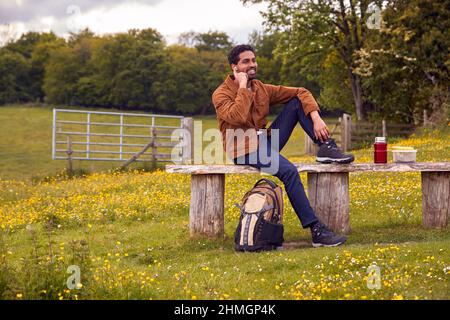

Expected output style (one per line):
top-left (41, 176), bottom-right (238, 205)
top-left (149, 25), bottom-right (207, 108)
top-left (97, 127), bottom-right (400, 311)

top-left (227, 44), bottom-right (255, 65)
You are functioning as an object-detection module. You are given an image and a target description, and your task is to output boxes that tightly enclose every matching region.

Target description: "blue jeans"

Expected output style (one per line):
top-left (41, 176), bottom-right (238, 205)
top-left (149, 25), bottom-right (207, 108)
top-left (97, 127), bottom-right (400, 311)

top-left (233, 98), bottom-right (322, 228)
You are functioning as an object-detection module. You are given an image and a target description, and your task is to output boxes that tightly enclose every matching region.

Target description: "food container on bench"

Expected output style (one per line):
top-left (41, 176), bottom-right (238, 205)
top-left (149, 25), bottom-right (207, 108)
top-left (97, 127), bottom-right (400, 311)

top-left (374, 137), bottom-right (387, 163)
top-left (392, 146), bottom-right (417, 163)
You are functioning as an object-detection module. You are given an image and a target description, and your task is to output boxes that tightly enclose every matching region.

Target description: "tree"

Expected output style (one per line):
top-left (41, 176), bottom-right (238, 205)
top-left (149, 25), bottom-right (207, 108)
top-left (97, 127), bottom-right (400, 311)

top-left (0, 24), bottom-right (19, 48)
top-left (1, 28), bottom-right (235, 114)
top-left (85, 28), bottom-right (167, 109)
top-left (43, 30), bottom-right (97, 105)
top-left (197, 49), bottom-right (229, 114)
top-left (178, 30), bottom-right (233, 52)
top-left (248, 31), bottom-right (283, 85)
top-left (177, 31), bottom-right (198, 47)
top-left (157, 45), bottom-right (228, 114)
top-left (43, 46), bottom-right (84, 105)
top-left (0, 50), bottom-right (31, 104)
top-left (243, 0), bottom-right (384, 120)
top-left (0, 31), bottom-right (64, 103)
top-left (29, 33), bottom-right (65, 101)
top-left (43, 28), bottom-right (168, 110)
top-left (354, 0), bottom-right (449, 124)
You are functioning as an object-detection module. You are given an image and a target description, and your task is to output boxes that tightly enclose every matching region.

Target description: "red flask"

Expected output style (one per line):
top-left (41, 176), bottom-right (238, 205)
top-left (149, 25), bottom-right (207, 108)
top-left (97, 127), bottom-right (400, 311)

top-left (374, 137), bottom-right (387, 163)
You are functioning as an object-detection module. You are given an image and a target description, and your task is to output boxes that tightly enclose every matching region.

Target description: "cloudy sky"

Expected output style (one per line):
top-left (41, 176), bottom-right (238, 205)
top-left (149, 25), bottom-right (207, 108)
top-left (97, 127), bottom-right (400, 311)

top-left (0, 0), bottom-right (268, 44)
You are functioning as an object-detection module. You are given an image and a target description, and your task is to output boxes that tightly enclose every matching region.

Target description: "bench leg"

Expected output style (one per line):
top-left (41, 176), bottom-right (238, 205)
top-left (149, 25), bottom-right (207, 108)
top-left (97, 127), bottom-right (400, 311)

top-left (189, 174), bottom-right (225, 238)
top-left (307, 172), bottom-right (350, 234)
top-left (421, 172), bottom-right (449, 228)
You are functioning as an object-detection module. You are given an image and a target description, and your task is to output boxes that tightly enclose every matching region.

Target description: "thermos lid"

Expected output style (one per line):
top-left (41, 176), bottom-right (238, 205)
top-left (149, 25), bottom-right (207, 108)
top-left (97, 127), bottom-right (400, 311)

top-left (375, 137), bottom-right (386, 143)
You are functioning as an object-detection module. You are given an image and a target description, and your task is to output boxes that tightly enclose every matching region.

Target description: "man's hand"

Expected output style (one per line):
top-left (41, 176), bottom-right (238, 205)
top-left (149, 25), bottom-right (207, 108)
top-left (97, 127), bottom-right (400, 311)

top-left (233, 67), bottom-right (248, 88)
top-left (310, 111), bottom-right (330, 143)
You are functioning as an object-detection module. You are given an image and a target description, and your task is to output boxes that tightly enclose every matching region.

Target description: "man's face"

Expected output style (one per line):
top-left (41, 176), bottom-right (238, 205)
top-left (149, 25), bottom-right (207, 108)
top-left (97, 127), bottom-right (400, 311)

top-left (232, 50), bottom-right (258, 80)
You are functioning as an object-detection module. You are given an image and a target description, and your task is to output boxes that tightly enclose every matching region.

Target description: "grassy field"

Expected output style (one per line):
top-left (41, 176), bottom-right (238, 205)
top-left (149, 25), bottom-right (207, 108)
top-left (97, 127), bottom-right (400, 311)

top-left (0, 104), bottom-right (449, 300)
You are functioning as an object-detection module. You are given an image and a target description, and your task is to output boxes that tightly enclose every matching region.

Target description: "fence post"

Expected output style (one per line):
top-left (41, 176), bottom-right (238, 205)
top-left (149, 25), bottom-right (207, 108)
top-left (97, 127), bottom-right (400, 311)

top-left (151, 126), bottom-right (157, 169)
top-left (382, 119), bottom-right (387, 138)
top-left (341, 114), bottom-right (351, 152)
top-left (304, 136), bottom-right (318, 156)
top-left (423, 109), bottom-right (428, 127)
top-left (182, 117), bottom-right (194, 164)
top-left (66, 135), bottom-right (73, 177)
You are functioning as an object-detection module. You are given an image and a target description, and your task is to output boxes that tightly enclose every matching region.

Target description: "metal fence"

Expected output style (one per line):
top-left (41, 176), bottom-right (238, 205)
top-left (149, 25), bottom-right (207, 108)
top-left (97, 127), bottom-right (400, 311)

top-left (52, 109), bottom-right (193, 165)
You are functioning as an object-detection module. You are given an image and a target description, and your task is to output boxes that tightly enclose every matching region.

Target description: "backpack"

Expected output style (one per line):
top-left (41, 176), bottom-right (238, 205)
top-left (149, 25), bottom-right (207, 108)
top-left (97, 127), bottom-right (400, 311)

top-left (234, 178), bottom-right (284, 252)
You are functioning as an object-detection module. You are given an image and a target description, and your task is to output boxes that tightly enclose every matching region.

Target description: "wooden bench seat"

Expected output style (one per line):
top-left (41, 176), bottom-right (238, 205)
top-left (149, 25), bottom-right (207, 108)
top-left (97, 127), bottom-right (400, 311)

top-left (166, 162), bottom-right (450, 238)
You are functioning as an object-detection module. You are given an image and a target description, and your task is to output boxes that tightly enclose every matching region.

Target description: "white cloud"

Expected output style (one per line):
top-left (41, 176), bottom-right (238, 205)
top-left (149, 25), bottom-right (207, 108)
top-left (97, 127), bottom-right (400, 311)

top-left (2, 0), bottom-right (268, 44)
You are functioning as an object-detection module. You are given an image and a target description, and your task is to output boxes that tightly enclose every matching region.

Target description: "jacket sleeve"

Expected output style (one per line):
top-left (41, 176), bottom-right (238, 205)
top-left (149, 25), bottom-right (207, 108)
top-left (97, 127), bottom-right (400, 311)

top-left (264, 84), bottom-right (320, 116)
top-left (212, 88), bottom-right (254, 126)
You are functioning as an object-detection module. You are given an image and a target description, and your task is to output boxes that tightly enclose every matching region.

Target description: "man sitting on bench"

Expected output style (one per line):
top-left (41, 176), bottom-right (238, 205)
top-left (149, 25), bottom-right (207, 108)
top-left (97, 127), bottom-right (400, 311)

top-left (212, 44), bottom-right (354, 247)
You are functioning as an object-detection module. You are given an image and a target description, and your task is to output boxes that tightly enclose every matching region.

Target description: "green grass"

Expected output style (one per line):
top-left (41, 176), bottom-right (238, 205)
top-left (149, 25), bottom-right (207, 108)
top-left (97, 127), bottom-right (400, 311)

top-left (0, 104), bottom-right (449, 300)
top-left (2, 218), bottom-right (448, 300)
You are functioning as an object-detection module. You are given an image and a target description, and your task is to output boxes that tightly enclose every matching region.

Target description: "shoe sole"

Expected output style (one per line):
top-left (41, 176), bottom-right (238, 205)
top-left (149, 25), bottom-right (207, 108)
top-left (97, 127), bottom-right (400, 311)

top-left (312, 239), bottom-right (347, 248)
top-left (316, 157), bottom-right (354, 164)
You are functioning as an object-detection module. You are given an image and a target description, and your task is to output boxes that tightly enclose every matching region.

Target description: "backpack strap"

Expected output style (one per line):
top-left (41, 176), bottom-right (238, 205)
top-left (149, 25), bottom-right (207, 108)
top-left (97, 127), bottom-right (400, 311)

top-left (253, 178), bottom-right (278, 189)
top-left (235, 203), bottom-right (274, 215)
top-left (258, 204), bottom-right (274, 215)
top-left (253, 179), bottom-right (282, 221)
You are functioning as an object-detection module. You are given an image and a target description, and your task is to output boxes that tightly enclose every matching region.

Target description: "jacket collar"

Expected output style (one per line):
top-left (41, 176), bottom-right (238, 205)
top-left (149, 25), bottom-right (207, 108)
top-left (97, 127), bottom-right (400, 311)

top-left (225, 75), bottom-right (238, 92)
top-left (225, 75), bottom-right (258, 93)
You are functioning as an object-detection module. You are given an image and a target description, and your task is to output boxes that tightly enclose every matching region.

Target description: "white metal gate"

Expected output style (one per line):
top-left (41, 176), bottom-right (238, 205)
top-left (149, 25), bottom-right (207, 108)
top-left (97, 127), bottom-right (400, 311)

top-left (52, 109), bottom-right (192, 164)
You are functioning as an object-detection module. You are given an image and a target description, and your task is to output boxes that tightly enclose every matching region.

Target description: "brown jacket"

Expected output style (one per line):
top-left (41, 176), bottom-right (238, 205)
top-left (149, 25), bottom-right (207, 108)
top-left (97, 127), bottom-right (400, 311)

top-left (212, 75), bottom-right (320, 159)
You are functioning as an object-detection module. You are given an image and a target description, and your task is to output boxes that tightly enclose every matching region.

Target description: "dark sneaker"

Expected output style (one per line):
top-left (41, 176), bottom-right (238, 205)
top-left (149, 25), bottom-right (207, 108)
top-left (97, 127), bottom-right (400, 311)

top-left (311, 222), bottom-right (347, 247)
top-left (316, 138), bottom-right (355, 164)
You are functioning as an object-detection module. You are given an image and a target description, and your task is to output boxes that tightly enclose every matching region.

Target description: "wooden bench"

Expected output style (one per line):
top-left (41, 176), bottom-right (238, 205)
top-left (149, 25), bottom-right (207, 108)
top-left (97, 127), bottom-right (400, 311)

top-left (166, 162), bottom-right (450, 238)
